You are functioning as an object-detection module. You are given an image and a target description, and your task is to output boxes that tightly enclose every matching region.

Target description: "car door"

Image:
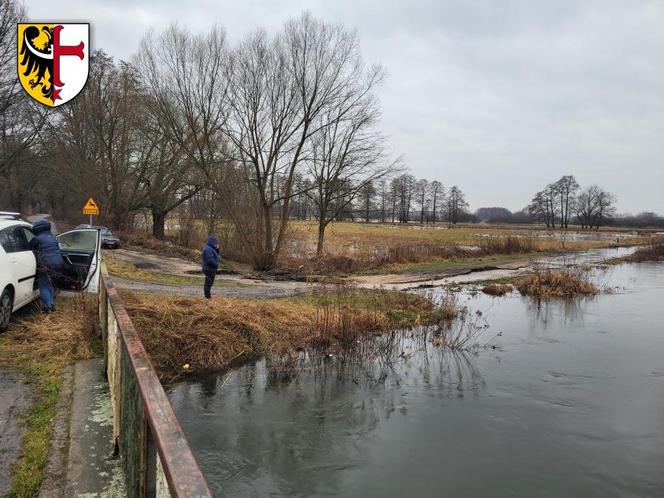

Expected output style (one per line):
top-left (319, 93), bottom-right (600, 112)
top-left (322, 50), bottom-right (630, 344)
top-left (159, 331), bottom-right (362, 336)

top-left (1, 226), bottom-right (37, 306)
top-left (57, 228), bottom-right (101, 293)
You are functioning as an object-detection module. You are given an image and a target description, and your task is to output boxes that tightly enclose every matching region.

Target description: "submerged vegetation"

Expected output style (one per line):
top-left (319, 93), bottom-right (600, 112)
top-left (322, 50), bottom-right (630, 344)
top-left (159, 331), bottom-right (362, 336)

top-left (0, 297), bottom-right (98, 498)
top-left (121, 287), bottom-right (470, 381)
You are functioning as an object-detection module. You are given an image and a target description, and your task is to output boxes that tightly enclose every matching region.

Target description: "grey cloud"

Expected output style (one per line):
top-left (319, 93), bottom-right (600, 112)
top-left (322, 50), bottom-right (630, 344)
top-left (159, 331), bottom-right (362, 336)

top-left (27, 0), bottom-right (664, 213)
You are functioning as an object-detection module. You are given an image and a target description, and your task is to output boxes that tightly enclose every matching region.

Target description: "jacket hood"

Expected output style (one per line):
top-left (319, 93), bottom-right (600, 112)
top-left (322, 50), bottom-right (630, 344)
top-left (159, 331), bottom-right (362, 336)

top-left (33, 219), bottom-right (52, 233)
top-left (206, 236), bottom-right (219, 247)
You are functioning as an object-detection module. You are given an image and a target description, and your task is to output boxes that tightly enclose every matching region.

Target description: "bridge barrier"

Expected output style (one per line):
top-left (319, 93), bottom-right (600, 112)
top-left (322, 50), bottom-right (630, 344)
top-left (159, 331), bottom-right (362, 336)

top-left (99, 264), bottom-right (213, 497)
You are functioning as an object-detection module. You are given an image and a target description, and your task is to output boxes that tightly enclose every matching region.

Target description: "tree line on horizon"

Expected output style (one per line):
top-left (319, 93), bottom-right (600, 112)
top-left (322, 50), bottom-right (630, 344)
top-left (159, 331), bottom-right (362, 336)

top-left (474, 175), bottom-right (664, 229)
top-left (1, 0), bottom-right (662, 272)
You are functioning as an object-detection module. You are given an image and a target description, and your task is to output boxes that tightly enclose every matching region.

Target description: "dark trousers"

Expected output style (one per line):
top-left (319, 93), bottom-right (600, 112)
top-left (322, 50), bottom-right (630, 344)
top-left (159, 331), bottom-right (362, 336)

top-left (37, 275), bottom-right (55, 311)
top-left (204, 271), bottom-right (216, 298)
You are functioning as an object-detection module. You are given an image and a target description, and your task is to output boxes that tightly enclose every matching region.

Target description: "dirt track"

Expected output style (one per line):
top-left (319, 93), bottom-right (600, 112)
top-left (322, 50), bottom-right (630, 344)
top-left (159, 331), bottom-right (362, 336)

top-left (111, 276), bottom-right (310, 299)
top-left (106, 248), bottom-right (532, 297)
top-left (108, 249), bottom-right (312, 298)
top-left (107, 245), bottom-right (638, 297)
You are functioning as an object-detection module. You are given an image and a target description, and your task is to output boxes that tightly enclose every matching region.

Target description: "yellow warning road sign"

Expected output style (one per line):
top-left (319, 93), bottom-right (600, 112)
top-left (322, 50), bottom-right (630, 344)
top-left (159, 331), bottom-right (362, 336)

top-left (82, 197), bottom-right (100, 215)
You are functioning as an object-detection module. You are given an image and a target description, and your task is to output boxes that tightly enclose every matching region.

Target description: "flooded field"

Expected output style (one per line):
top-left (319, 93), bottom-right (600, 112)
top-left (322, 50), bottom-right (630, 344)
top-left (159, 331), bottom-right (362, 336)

top-left (168, 257), bottom-right (664, 497)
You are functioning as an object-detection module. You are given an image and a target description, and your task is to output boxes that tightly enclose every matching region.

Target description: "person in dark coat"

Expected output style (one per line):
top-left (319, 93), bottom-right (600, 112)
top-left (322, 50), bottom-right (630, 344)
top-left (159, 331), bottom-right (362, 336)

top-left (201, 236), bottom-right (220, 299)
top-left (29, 219), bottom-right (65, 312)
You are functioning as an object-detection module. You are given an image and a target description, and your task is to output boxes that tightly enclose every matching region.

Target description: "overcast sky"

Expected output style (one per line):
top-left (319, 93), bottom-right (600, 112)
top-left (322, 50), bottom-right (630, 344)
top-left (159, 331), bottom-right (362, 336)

top-left (29, 0), bottom-right (664, 213)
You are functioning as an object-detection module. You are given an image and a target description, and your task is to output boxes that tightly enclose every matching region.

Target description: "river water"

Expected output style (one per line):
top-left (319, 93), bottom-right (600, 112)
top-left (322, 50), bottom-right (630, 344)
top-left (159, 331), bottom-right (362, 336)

top-left (168, 256), bottom-right (664, 497)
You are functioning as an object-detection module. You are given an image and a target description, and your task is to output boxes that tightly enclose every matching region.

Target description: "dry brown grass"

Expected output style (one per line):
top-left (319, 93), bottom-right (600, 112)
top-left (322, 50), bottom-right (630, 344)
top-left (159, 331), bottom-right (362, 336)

top-left (120, 287), bottom-right (461, 381)
top-left (285, 237), bottom-right (549, 274)
top-left (281, 221), bottom-right (657, 274)
top-left (478, 236), bottom-right (539, 255)
top-left (0, 295), bottom-right (99, 498)
top-left (516, 267), bottom-right (598, 298)
top-left (481, 283), bottom-right (514, 296)
top-left (0, 295), bottom-right (98, 370)
top-left (118, 231), bottom-right (200, 261)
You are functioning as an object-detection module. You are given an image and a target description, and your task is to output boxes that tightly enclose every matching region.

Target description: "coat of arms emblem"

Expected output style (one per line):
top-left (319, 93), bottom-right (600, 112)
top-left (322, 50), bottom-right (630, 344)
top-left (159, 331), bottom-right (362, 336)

top-left (17, 23), bottom-right (89, 107)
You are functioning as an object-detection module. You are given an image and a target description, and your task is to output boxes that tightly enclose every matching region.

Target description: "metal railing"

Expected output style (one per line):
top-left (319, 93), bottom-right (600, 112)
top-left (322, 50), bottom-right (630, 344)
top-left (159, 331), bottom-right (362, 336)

top-left (100, 264), bottom-right (213, 497)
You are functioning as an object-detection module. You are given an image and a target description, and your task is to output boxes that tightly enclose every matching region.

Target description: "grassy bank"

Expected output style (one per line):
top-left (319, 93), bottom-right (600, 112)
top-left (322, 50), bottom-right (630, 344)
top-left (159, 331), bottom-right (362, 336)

top-left (121, 287), bottom-right (461, 382)
top-left (0, 297), bottom-right (98, 497)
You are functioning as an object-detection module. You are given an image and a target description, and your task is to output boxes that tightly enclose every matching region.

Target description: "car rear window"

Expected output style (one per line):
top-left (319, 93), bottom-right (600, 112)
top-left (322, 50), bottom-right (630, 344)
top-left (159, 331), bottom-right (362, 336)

top-left (0, 226), bottom-right (30, 253)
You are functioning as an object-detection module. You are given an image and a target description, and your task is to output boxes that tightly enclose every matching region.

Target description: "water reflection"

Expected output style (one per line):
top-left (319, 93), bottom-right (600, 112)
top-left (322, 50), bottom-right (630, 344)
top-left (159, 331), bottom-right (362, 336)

top-left (169, 259), bottom-right (664, 498)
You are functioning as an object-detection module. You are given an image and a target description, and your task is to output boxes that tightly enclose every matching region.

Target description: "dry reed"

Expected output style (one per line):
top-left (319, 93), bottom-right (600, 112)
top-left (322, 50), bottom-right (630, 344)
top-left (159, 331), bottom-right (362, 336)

top-left (516, 266), bottom-right (598, 298)
top-left (0, 295), bottom-right (98, 370)
top-left (120, 287), bottom-right (457, 381)
top-left (481, 283), bottom-right (513, 296)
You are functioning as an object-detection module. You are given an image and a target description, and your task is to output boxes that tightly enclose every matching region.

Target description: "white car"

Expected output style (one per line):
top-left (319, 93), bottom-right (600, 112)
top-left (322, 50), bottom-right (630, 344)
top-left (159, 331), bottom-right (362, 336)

top-left (0, 213), bottom-right (101, 331)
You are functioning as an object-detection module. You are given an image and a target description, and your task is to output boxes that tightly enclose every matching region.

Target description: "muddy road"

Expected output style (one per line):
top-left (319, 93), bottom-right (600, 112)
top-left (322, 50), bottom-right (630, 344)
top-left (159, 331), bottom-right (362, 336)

top-left (106, 246), bottom-right (639, 298)
top-left (0, 370), bottom-right (33, 496)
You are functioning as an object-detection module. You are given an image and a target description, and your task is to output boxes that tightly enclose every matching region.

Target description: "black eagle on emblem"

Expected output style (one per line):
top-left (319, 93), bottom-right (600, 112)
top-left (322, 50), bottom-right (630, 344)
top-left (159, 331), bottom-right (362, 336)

top-left (19, 26), bottom-right (54, 100)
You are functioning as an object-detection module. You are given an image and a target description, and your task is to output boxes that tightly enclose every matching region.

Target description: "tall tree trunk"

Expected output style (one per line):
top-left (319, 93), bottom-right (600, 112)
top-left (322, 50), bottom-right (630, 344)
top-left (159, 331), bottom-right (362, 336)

top-left (152, 210), bottom-right (166, 239)
top-left (432, 195), bottom-right (437, 225)
top-left (316, 219), bottom-right (326, 257)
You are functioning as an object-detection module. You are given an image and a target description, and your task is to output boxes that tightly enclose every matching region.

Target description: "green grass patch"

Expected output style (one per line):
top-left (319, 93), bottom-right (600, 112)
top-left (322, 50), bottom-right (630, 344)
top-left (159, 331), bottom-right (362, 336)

top-left (105, 255), bottom-right (234, 286)
top-left (0, 296), bottom-right (98, 497)
top-left (3, 359), bottom-right (61, 498)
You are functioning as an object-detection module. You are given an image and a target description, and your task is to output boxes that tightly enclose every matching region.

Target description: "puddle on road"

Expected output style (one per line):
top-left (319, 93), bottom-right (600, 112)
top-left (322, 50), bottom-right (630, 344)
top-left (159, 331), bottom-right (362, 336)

top-left (168, 255), bottom-right (664, 498)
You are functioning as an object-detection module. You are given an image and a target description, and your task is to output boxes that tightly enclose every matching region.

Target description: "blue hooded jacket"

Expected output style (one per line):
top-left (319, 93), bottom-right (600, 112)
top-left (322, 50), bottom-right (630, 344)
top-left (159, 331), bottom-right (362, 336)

top-left (30, 219), bottom-right (65, 271)
top-left (202, 236), bottom-right (220, 273)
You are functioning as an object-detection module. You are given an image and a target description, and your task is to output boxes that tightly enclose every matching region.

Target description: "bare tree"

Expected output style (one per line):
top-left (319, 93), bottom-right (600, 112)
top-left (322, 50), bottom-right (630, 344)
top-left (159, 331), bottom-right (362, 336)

top-left (415, 178), bottom-right (428, 224)
top-left (377, 178), bottom-right (389, 223)
top-left (358, 180), bottom-right (377, 223)
top-left (528, 184), bottom-right (558, 228)
top-left (136, 115), bottom-right (202, 238)
top-left (0, 0), bottom-right (46, 180)
top-left (392, 173), bottom-right (415, 223)
top-left (136, 24), bottom-right (230, 229)
top-left (389, 177), bottom-right (398, 223)
top-left (48, 53), bottom-right (146, 228)
top-left (554, 175), bottom-right (579, 228)
top-left (208, 14), bottom-right (382, 267)
top-left (446, 186), bottom-right (468, 226)
top-left (575, 185), bottom-right (616, 230)
top-left (429, 180), bottom-right (444, 225)
top-left (306, 83), bottom-right (394, 254)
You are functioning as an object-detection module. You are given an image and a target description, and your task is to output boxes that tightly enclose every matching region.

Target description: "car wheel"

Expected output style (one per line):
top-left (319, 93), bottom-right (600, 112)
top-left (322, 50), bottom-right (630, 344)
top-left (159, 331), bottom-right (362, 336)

top-left (0, 288), bottom-right (13, 332)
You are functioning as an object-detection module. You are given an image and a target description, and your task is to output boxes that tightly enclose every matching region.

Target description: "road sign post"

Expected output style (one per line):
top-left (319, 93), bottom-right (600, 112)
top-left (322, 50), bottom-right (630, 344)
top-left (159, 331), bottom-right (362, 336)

top-left (82, 197), bottom-right (100, 225)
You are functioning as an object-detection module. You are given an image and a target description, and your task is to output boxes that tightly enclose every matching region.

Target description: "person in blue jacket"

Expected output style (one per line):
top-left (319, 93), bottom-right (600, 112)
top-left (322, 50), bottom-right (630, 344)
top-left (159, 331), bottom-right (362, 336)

top-left (201, 236), bottom-right (220, 299)
top-left (29, 219), bottom-right (65, 312)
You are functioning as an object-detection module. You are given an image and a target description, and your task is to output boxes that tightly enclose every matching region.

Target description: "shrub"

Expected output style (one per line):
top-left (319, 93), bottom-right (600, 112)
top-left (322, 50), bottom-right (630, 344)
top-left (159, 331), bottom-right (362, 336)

top-left (481, 283), bottom-right (513, 296)
top-left (516, 267), bottom-right (597, 298)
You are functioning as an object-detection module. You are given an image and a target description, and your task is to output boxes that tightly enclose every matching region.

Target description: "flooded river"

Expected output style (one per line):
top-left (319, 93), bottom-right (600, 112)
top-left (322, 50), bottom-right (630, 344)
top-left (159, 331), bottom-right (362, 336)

top-left (168, 256), bottom-right (664, 497)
